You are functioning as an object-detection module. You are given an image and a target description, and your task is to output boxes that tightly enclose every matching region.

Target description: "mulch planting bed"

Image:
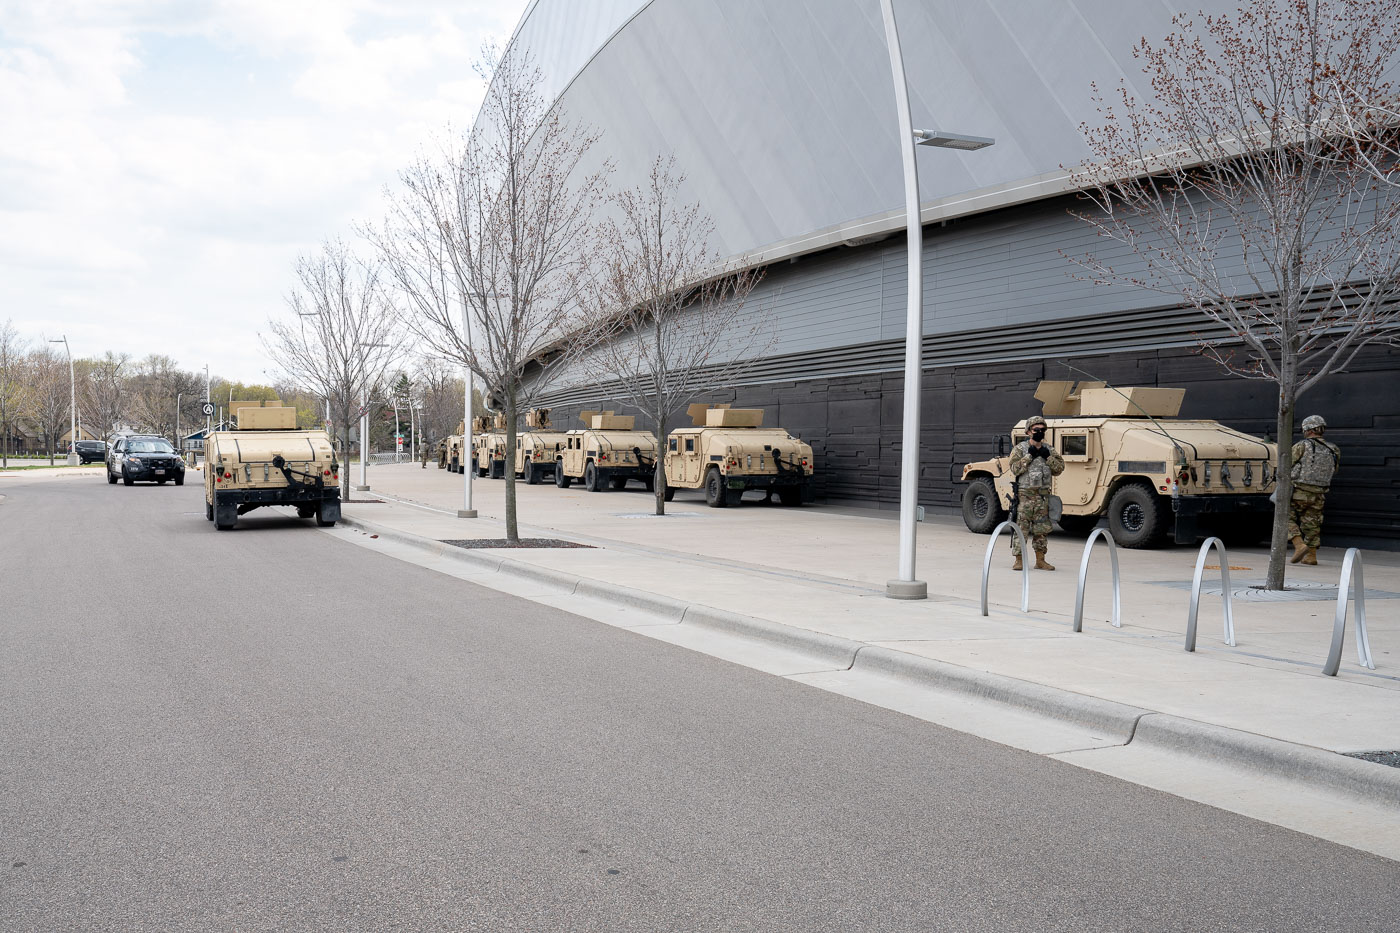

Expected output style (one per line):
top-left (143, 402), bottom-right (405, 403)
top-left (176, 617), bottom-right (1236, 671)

top-left (1345, 750), bottom-right (1400, 769)
top-left (441, 538), bottom-right (594, 549)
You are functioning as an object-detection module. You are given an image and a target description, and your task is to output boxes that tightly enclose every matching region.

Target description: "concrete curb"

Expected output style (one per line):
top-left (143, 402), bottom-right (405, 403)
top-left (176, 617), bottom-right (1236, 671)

top-left (851, 646), bottom-right (1148, 742)
top-left (337, 510), bottom-right (1400, 808)
top-left (1132, 713), bottom-right (1400, 804)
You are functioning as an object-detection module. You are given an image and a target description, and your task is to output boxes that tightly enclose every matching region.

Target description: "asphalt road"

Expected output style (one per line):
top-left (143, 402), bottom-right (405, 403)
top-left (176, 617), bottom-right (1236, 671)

top-left (2, 475), bottom-right (1397, 932)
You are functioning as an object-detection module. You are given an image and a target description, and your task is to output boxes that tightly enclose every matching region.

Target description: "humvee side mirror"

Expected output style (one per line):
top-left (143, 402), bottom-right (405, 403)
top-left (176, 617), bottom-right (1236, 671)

top-left (995, 434), bottom-right (1007, 457)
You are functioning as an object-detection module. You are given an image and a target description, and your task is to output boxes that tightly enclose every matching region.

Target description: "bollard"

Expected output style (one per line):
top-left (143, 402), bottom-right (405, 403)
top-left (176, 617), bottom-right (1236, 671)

top-left (1184, 537), bottom-right (1235, 652)
top-left (981, 520), bottom-right (1030, 616)
top-left (1072, 527), bottom-right (1121, 632)
top-left (1322, 548), bottom-right (1376, 676)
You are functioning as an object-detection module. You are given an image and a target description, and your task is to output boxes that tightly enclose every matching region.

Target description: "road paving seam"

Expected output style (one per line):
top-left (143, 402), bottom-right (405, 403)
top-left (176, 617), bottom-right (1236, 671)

top-left (338, 512), bottom-right (1399, 809)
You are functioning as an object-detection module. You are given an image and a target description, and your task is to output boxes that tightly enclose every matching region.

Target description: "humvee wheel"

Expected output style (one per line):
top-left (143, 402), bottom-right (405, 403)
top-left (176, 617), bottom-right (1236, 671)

top-left (663, 486), bottom-right (675, 502)
top-left (584, 462), bottom-right (602, 492)
top-left (610, 476), bottom-right (628, 490)
top-left (704, 468), bottom-right (729, 508)
top-left (554, 465), bottom-right (572, 488)
top-left (777, 486), bottom-right (803, 507)
top-left (1056, 514), bottom-right (1099, 537)
top-left (1108, 482), bottom-right (1168, 548)
top-left (296, 504), bottom-right (316, 519)
top-left (525, 464), bottom-right (540, 485)
top-left (644, 476), bottom-right (655, 493)
top-left (961, 477), bottom-right (1005, 533)
top-left (205, 501), bottom-right (213, 521)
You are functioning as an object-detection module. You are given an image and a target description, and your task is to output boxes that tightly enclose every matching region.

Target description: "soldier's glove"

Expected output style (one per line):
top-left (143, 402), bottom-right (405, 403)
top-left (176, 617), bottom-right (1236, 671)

top-left (1031, 446), bottom-right (1048, 459)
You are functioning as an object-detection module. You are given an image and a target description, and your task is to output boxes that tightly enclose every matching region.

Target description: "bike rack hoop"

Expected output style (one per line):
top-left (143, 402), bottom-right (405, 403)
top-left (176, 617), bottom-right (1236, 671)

top-left (981, 520), bottom-right (1030, 616)
top-left (1073, 527), bottom-right (1121, 632)
top-left (1323, 548), bottom-right (1375, 676)
top-left (1184, 537), bottom-right (1236, 652)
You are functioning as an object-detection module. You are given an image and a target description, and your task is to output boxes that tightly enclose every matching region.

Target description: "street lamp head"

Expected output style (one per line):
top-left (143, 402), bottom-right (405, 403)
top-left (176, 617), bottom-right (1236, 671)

top-left (914, 129), bottom-right (995, 151)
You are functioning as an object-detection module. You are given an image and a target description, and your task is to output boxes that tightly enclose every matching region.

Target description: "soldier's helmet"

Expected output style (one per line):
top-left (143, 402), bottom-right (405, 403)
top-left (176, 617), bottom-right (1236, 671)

top-left (1026, 414), bottom-right (1048, 429)
top-left (1301, 414), bottom-right (1327, 433)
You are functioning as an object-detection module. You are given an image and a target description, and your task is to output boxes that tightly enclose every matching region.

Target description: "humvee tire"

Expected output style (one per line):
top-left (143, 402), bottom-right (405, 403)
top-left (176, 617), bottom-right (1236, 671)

top-left (777, 486), bottom-right (803, 507)
top-left (524, 464), bottom-right (540, 485)
top-left (554, 464), bottom-right (572, 488)
top-left (663, 486), bottom-right (675, 502)
top-left (705, 468), bottom-right (728, 508)
top-left (296, 504), bottom-right (316, 519)
top-left (1056, 514), bottom-right (1099, 537)
top-left (610, 476), bottom-right (628, 490)
top-left (206, 501), bottom-right (213, 521)
top-left (584, 462), bottom-right (602, 492)
top-left (214, 502), bottom-right (238, 530)
top-left (490, 460), bottom-right (504, 479)
top-left (1108, 482), bottom-right (1169, 548)
top-left (961, 477), bottom-right (1005, 533)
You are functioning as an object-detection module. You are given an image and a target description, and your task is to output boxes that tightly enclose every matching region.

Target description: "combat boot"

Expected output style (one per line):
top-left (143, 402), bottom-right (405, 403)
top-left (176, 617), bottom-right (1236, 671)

top-left (1289, 535), bottom-right (1308, 563)
top-left (1011, 554), bottom-right (1023, 571)
top-left (1301, 547), bottom-right (1318, 566)
top-left (1034, 549), bottom-right (1056, 571)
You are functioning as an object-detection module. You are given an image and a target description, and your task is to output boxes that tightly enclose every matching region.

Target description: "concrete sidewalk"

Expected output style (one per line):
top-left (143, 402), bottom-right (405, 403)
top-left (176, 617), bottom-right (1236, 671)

top-left (330, 463), bottom-right (1399, 857)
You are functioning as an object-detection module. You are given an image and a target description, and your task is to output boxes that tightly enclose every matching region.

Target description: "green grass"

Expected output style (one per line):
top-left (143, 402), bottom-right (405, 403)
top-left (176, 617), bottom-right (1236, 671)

top-left (0, 462), bottom-right (101, 471)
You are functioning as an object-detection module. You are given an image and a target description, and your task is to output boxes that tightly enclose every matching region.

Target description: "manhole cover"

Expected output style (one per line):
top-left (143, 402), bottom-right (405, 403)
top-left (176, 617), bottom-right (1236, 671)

top-left (1151, 579), bottom-right (1400, 601)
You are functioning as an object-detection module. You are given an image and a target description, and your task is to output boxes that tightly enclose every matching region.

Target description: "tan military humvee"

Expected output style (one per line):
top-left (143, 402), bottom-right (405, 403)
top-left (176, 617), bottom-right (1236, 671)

top-left (473, 412), bottom-right (507, 478)
top-left (959, 381), bottom-right (1278, 548)
top-left (439, 421), bottom-right (466, 471)
top-left (664, 404), bottom-right (814, 508)
top-left (554, 410), bottom-right (659, 492)
top-left (204, 400), bottom-right (340, 531)
top-left (513, 408), bottom-right (569, 485)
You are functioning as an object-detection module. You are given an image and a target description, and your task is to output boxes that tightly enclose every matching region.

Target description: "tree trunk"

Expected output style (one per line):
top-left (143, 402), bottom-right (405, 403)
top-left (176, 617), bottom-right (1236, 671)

top-left (653, 422), bottom-right (666, 516)
top-left (1264, 389), bottom-right (1297, 590)
top-left (503, 385), bottom-right (519, 544)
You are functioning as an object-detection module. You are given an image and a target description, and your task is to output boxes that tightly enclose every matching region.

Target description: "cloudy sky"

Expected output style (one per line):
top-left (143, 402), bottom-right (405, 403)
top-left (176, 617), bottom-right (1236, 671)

top-left (0, 0), bottom-right (530, 383)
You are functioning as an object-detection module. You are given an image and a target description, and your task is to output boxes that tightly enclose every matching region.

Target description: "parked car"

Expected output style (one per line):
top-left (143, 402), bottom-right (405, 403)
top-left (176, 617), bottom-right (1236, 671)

top-left (107, 435), bottom-right (185, 486)
top-left (72, 440), bottom-right (106, 464)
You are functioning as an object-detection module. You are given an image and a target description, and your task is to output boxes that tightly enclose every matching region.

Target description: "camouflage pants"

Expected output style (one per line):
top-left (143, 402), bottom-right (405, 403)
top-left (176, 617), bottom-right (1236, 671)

top-left (1011, 488), bottom-right (1052, 556)
top-left (1288, 487), bottom-right (1327, 548)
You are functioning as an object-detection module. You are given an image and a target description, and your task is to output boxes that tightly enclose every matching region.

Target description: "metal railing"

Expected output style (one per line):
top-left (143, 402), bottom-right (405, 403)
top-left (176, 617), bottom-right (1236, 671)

top-left (1184, 537), bottom-right (1236, 652)
top-left (1322, 548), bottom-right (1376, 676)
top-left (1072, 528), bottom-right (1121, 632)
top-left (981, 520), bottom-right (1030, 615)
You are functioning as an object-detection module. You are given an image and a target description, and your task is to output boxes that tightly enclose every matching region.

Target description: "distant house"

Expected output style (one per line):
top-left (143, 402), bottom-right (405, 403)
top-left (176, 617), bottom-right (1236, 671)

top-left (181, 421), bottom-right (234, 453)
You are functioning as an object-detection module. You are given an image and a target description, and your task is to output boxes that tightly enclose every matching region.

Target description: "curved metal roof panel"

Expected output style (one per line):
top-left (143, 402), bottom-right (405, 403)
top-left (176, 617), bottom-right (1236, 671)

top-left (501, 0), bottom-right (1239, 264)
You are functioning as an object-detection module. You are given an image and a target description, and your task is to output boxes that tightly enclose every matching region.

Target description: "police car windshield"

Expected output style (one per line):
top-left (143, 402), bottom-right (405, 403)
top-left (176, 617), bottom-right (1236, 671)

top-left (129, 440), bottom-right (174, 453)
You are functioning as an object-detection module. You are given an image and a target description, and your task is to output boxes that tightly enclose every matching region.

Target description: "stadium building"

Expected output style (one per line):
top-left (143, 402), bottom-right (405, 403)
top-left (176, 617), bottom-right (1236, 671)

top-left (496, 0), bottom-right (1399, 546)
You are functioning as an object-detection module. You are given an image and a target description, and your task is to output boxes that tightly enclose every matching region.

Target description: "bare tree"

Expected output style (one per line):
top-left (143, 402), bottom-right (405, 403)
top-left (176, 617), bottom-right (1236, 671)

top-left (575, 157), bottom-right (768, 515)
top-left (28, 345), bottom-right (71, 464)
top-left (0, 320), bottom-right (28, 467)
top-left (128, 355), bottom-right (203, 442)
top-left (262, 238), bottom-right (404, 500)
top-left (82, 351), bottom-right (130, 441)
top-left (369, 46), bottom-right (608, 541)
top-left (413, 358), bottom-right (473, 448)
top-left (1067, 0), bottom-right (1400, 588)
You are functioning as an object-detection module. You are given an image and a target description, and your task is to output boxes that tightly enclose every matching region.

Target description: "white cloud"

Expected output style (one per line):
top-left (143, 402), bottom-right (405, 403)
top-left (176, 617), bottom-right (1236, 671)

top-left (0, 0), bottom-right (529, 379)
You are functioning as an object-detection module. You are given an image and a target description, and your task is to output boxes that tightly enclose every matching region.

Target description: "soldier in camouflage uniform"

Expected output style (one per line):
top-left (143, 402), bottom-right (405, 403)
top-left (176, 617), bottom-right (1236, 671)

top-left (1288, 414), bottom-right (1340, 566)
top-left (1009, 414), bottom-right (1065, 571)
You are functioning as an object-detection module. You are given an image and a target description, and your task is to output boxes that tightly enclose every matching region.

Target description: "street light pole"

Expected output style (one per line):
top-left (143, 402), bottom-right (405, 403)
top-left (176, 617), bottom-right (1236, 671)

top-left (880, 0), bottom-right (993, 600)
top-left (458, 303), bottom-right (478, 519)
top-left (49, 336), bottom-right (76, 465)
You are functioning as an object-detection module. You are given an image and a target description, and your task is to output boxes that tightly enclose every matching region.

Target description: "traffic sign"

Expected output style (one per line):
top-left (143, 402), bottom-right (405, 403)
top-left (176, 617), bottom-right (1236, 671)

top-left (200, 402), bottom-right (215, 417)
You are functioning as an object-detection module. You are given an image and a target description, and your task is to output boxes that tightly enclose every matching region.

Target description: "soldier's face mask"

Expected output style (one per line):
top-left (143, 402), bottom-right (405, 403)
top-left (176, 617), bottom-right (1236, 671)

top-left (1030, 427), bottom-right (1046, 441)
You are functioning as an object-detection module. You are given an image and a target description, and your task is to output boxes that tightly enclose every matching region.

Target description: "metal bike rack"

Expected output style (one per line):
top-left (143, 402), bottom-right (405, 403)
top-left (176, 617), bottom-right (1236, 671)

top-left (1184, 537), bottom-right (1236, 651)
top-left (1072, 528), bottom-right (1121, 632)
top-left (1322, 548), bottom-right (1376, 676)
top-left (981, 520), bottom-right (1030, 616)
